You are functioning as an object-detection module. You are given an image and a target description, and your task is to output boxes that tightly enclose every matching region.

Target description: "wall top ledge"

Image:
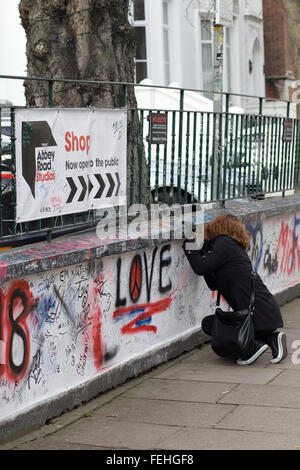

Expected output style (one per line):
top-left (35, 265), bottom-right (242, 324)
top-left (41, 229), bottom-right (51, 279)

top-left (0, 194), bottom-right (299, 283)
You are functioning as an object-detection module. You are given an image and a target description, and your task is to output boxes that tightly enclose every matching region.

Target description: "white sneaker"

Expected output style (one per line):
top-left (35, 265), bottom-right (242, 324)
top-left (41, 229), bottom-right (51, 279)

top-left (236, 342), bottom-right (269, 366)
top-left (269, 332), bottom-right (288, 364)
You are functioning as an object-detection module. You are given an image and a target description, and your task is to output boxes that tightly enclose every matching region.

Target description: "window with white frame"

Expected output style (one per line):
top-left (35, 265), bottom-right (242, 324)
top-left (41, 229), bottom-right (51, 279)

top-left (233, 0), bottom-right (239, 14)
top-left (223, 27), bottom-right (231, 93)
top-left (200, 19), bottom-right (214, 97)
top-left (163, 0), bottom-right (171, 85)
top-left (131, 0), bottom-right (148, 83)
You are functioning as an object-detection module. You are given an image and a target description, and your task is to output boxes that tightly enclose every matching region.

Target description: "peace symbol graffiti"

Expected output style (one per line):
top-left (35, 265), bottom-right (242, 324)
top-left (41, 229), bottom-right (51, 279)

top-left (129, 255), bottom-right (142, 303)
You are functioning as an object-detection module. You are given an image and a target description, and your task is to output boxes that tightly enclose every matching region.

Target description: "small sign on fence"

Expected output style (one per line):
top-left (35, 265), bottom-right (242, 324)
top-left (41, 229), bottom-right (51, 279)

top-left (283, 119), bottom-right (293, 143)
top-left (15, 108), bottom-right (127, 223)
top-left (149, 112), bottom-right (168, 145)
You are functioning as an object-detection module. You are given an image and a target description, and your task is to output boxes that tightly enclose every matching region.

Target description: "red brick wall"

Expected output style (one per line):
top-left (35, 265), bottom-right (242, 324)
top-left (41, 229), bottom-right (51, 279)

top-left (263, 0), bottom-right (295, 78)
top-left (266, 82), bottom-right (279, 99)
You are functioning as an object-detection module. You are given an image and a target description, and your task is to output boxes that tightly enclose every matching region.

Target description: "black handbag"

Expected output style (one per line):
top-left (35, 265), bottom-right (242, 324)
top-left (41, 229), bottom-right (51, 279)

top-left (211, 270), bottom-right (257, 360)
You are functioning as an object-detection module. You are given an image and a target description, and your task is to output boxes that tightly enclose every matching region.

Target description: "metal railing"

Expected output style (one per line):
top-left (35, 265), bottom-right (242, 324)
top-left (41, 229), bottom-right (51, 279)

top-left (0, 74), bottom-right (299, 246)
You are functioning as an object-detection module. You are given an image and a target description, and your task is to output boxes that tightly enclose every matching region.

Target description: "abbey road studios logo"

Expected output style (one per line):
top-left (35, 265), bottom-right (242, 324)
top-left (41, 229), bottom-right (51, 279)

top-left (22, 121), bottom-right (57, 198)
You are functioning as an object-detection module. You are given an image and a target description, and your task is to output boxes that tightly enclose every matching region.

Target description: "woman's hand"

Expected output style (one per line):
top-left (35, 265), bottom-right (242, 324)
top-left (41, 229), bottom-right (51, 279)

top-left (182, 238), bottom-right (195, 254)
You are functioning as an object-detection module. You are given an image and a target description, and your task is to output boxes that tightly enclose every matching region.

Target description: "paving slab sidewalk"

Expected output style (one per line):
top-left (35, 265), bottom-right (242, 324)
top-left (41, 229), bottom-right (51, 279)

top-left (2, 297), bottom-right (300, 451)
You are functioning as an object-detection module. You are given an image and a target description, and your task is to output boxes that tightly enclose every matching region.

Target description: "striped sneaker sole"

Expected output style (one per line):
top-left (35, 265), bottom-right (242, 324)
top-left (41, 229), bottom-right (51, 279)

top-left (270, 332), bottom-right (288, 364)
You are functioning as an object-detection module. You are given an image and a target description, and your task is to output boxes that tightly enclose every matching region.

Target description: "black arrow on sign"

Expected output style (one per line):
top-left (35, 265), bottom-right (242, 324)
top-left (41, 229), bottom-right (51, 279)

top-left (115, 172), bottom-right (121, 197)
top-left (95, 174), bottom-right (105, 199)
top-left (88, 176), bottom-right (93, 195)
top-left (106, 173), bottom-right (115, 198)
top-left (78, 175), bottom-right (87, 201)
top-left (66, 177), bottom-right (77, 203)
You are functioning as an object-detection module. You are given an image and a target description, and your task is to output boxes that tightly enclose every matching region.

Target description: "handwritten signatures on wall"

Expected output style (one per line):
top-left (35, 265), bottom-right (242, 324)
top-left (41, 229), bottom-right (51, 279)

top-left (3, 212), bottom-right (298, 417)
top-left (1, 243), bottom-right (201, 416)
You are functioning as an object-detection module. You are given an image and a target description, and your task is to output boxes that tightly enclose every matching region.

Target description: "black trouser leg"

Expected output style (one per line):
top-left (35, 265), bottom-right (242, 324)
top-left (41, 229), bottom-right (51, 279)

top-left (202, 316), bottom-right (276, 342)
top-left (201, 315), bottom-right (215, 336)
top-left (202, 315), bottom-right (276, 346)
top-left (255, 330), bottom-right (276, 343)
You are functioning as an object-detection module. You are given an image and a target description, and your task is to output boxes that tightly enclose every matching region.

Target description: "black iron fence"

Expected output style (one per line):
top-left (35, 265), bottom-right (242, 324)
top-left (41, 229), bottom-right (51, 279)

top-left (0, 75), bottom-right (299, 246)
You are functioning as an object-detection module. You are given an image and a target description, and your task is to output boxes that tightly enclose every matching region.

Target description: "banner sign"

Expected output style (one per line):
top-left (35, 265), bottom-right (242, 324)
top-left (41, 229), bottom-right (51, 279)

top-left (15, 108), bottom-right (127, 223)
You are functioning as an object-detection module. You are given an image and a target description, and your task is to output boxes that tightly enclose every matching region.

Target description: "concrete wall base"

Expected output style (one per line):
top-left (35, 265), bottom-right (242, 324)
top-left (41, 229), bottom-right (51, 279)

top-left (0, 329), bottom-right (209, 444)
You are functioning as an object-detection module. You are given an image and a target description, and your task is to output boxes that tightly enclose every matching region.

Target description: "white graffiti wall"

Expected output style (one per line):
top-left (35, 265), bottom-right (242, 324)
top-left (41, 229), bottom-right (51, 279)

top-left (0, 241), bottom-right (210, 422)
top-left (1, 210), bottom-right (300, 423)
top-left (246, 212), bottom-right (300, 294)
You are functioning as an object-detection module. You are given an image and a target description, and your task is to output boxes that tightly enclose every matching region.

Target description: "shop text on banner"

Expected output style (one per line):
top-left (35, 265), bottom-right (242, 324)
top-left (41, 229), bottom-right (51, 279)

top-left (15, 108), bottom-right (127, 223)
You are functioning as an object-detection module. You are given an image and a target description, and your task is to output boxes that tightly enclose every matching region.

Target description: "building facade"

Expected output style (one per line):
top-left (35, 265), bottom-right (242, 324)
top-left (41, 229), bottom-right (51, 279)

top-left (130, 0), bottom-right (266, 110)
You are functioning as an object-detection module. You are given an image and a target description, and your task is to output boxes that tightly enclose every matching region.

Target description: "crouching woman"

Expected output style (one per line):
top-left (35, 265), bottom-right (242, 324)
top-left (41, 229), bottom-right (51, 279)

top-left (183, 214), bottom-right (287, 365)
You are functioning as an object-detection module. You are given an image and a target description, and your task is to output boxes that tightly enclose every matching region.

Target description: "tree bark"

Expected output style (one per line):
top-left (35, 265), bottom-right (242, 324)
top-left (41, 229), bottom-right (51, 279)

top-left (19, 0), bottom-right (148, 206)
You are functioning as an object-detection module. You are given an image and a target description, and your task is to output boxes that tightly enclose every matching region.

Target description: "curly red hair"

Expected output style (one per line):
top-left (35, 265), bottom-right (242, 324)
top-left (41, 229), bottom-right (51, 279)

top-left (205, 214), bottom-right (250, 250)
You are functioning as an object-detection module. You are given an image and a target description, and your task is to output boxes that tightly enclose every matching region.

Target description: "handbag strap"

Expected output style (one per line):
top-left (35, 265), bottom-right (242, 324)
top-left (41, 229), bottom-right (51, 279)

top-left (249, 269), bottom-right (257, 313)
top-left (216, 263), bottom-right (257, 312)
top-left (216, 291), bottom-right (221, 307)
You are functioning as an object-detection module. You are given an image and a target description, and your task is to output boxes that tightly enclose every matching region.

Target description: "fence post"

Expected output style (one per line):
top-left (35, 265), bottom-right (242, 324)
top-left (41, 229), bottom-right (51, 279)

top-left (222, 93), bottom-right (230, 203)
top-left (282, 102), bottom-right (291, 197)
top-left (47, 229), bottom-right (52, 243)
top-left (259, 97), bottom-right (263, 115)
top-left (130, 110), bottom-right (135, 207)
top-left (295, 123), bottom-right (300, 190)
top-left (138, 110), bottom-right (144, 204)
top-left (176, 89), bottom-right (184, 204)
top-left (122, 84), bottom-right (127, 108)
top-left (284, 101), bottom-right (292, 196)
top-left (48, 80), bottom-right (53, 107)
top-left (225, 93), bottom-right (230, 113)
top-left (10, 107), bottom-right (16, 235)
top-left (0, 107), bottom-right (2, 237)
top-left (258, 98), bottom-right (264, 198)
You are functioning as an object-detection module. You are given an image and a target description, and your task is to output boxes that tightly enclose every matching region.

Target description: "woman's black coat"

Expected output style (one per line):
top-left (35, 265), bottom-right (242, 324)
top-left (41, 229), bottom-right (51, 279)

top-left (183, 235), bottom-right (283, 332)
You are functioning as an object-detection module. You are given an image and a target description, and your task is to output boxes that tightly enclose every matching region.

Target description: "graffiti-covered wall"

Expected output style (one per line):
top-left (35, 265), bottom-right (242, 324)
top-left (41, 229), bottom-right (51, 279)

top-left (246, 212), bottom-right (300, 294)
top-left (0, 241), bottom-right (211, 425)
top-left (2, 196), bottom-right (300, 441)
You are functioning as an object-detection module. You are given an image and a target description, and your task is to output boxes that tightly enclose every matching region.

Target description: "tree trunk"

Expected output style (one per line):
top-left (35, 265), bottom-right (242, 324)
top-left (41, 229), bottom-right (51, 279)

top-left (19, 0), bottom-right (148, 206)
